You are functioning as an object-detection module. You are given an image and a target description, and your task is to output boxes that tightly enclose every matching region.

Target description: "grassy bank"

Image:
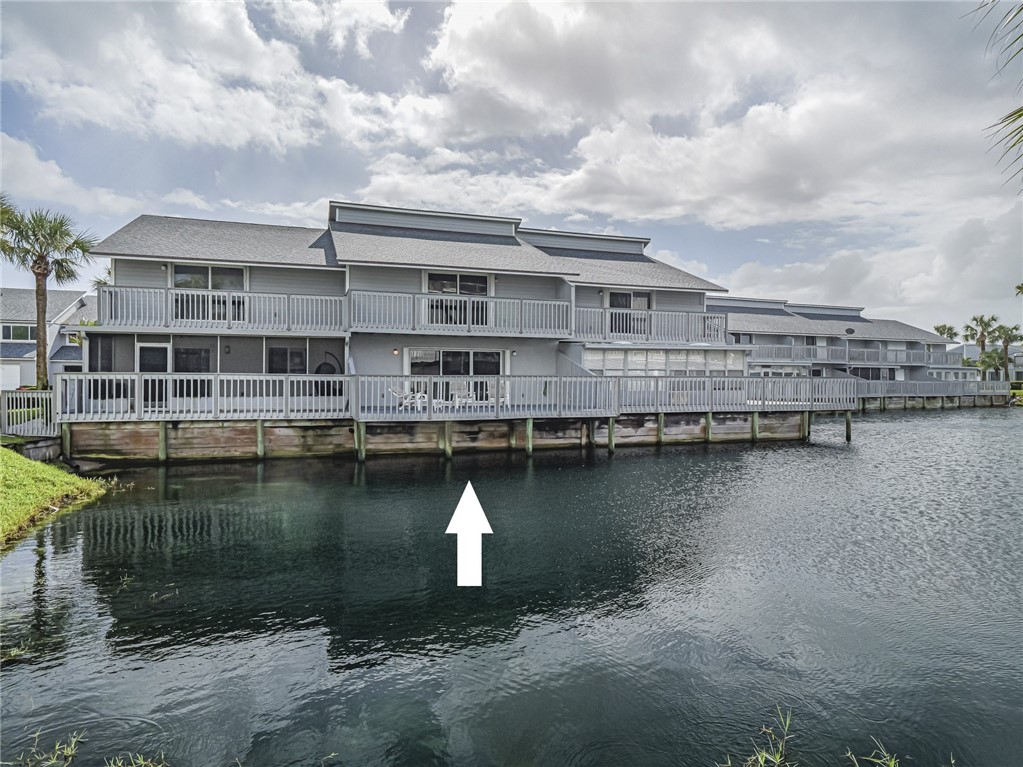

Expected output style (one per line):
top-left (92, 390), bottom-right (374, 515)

top-left (0, 447), bottom-right (105, 546)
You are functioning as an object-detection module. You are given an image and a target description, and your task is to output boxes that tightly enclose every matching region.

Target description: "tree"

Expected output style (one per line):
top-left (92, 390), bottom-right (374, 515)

top-left (991, 323), bottom-right (1023, 380)
top-left (963, 314), bottom-right (1000, 380)
top-left (1, 202), bottom-right (97, 389)
top-left (933, 323), bottom-right (959, 341)
top-left (977, 349), bottom-right (1005, 380)
top-left (90, 263), bottom-right (112, 292)
top-left (975, 1), bottom-right (1023, 187)
top-left (1016, 283), bottom-right (1023, 296)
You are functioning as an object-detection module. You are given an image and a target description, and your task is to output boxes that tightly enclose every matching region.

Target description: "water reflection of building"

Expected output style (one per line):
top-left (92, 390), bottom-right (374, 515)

top-left (62, 454), bottom-right (715, 669)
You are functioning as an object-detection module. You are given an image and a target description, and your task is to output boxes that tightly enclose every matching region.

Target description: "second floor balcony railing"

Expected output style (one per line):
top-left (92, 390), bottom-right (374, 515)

top-left (750, 345), bottom-right (963, 367)
top-left (98, 286), bottom-right (345, 332)
top-left (347, 291), bottom-right (571, 338)
top-left (575, 308), bottom-right (728, 344)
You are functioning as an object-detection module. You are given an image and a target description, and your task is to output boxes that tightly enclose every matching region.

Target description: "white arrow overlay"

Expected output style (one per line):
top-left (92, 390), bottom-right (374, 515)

top-left (445, 481), bottom-right (493, 587)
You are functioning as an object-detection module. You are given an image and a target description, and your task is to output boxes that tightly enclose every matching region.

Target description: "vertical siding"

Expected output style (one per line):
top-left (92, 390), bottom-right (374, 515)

top-left (574, 286), bottom-right (603, 308)
top-left (114, 259), bottom-right (166, 288)
top-left (248, 266), bottom-right (345, 296)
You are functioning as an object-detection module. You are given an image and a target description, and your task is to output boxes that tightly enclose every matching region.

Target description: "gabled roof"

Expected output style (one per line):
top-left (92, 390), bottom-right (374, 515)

top-left (63, 295), bottom-right (98, 325)
top-left (0, 342), bottom-right (35, 359)
top-left (1, 288), bottom-right (89, 323)
top-left (93, 215), bottom-right (339, 268)
top-left (50, 344), bottom-right (84, 361)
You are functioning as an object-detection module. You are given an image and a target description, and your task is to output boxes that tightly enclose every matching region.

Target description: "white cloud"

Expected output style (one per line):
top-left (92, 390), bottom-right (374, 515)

top-left (1, 133), bottom-right (142, 216)
top-left (162, 188), bottom-right (213, 211)
top-left (263, 0), bottom-right (409, 57)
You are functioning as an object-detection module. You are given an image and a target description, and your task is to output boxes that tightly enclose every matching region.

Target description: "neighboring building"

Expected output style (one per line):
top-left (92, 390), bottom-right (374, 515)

top-left (706, 296), bottom-right (961, 382)
top-left (946, 343), bottom-right (1022, 381)
top-left (0, 287), bottom-right (96, 389)
top-left (71, 202), bottom-right (732, 385)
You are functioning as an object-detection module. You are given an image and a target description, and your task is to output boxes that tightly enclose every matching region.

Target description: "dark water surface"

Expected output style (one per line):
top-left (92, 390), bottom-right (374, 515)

top-left (2, 409), bottom-right (1021, 766)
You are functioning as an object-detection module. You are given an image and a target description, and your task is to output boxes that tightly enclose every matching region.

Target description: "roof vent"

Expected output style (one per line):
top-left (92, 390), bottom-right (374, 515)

top-left (846, 327), bottom-right (855, 334)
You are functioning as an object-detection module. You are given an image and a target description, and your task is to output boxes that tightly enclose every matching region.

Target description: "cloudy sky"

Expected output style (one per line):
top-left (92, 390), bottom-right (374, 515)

top-left (1, 1), bottom-right (1020, 331)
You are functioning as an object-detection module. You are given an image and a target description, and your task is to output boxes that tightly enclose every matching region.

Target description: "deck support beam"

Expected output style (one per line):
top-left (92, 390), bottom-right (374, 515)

top-left (525, 418), bottom-right (533, 456)
top-left (256, 420), bottom-right (265, 459)
top-left (845, 410), bottom-right (852, 442)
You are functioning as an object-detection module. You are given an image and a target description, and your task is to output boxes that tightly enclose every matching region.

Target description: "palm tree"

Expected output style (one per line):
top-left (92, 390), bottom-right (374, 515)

top-left (977, 349), bottom-right (1005, 380)
top-left (933, 323), bottom-right (959, 341)
top-left (1, 204), bottom-right (97, 389)
top-left (1016, 283), bottom-right (1023, 296)
top-left (975, 1), bottom-right (1023, 187)
top-left (963, 314), bottom-right (1000, 380)
top-left (991, 323), bottom-right (1023, 381)
top-left (90, 263), bottom-right (112, 292)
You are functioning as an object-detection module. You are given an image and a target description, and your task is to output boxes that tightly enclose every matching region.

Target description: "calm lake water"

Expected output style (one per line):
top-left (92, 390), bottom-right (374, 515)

top-left (2, 409), bottom-right (1021, 766)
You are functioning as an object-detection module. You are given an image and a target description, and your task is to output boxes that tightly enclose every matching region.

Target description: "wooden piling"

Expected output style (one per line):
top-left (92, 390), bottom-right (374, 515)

top-left (158, 421), bottom-right (168, 462)
top-left (607, 416), bottom-right (616, 453)
top-left (656, 412), bottom-right (665, 445)
top-left (705, 411), bottom-right (713, 442)
top-left (525, 417), bottom-right (534, 456)
top-left (61, 423), bottom-right (71, 459)
top-left (355, 421), bottom-right (366, 462)
top-left (443, 420), bottom-right (453, 459)
top-left (845, 410), bottom-right (852, 442)
top-left (256, 420), bottom-right (265, 459)
top-left (751, 411), bottom-right (759, 443)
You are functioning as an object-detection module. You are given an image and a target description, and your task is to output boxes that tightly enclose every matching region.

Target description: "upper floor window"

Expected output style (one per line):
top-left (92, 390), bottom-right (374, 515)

top-left (427, 273), bottom-right (489, 296)
top-left (2, 324), bottom-right (37, 341)
top-left (731, 333), bottom-right (753, 345)
top-left (173, 265), bottom-right (245, 291)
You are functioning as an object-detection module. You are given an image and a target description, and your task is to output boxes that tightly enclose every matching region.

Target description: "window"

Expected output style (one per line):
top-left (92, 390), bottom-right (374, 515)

top-left (173, 265), bottom-right (244, 290)
top-left (268, 347), bottom-right (305, 374)
top-left (731, 333), bottom-right (753, 345)
top-left (88, 336), bottom-right (114, 372)
top-left (409, 348), bottom-right (504, 376)
top-left (2, 325), bottom-right (36, 341)
top-left (427, 273), bottom-right (488, 296)
top-left (174, 348), bottom-right (211, 373)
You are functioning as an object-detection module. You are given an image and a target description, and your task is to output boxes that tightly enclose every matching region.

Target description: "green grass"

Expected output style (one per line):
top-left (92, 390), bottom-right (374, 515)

top-left (0, 447), bottom-right (105, 547)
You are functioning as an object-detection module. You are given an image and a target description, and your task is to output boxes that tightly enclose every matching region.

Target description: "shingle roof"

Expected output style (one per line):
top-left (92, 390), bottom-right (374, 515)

top-left (50, 344), bottom-right (83, 361)
top-left (330, 222), bottom-right (573, 276)
top-left (715, 306), bottom-right (951, 343)
top-left (0, 342), bottom-right (36, 359)
top-left (94, 213), bottom-right (722, 292)
top-left (0, 288), bottom-right (88, 323)
top-left (93, 215), bottom-right (339, 268)
top-left (63, 295), bottom-right (97, 325)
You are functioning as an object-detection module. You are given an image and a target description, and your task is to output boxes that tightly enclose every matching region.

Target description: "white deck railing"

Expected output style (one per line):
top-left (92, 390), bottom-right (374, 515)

top-left (855, 380), bottom-right (1011, 397)
top-left (6, 376), bottom-right (1010, 432)
top-left (97, 287), bottom-right (345, 332)
top-left (575, 308), bottom-right (727, 344)
top-left (347, 291), bottom-right (571, 337)
top-left (751, 346), bottom-right (965, 367)
top-left (0, 389), bottom-right (58, 437)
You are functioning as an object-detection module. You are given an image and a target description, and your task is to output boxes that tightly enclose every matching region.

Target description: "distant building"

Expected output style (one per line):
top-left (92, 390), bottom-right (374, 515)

top-left (947, 343), bottom-right (1022, 382)
top-left (0, 288), bottom-right (96, 389)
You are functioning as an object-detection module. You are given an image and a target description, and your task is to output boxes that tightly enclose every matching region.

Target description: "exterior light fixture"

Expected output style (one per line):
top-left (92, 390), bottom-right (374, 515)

top-left (160, 264), bottom-right (168, 271)
top-left (392, 348), bottom-right (400, 355)
top-left (224, 345), bottom-right (231, 354)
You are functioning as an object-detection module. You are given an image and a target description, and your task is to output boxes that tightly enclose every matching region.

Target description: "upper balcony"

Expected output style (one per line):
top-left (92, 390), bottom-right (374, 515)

top-left (575, 307), bottom-right (728, 345)
top-left (98, 286), bottom-right (345, 333)
top-left (750, 344), bottom-right (962, 367)
top-left (347, 290), bottom-right (571, 338)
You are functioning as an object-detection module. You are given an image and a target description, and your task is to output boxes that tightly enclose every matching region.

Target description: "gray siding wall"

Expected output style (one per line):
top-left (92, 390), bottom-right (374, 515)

top-left (347, 265), bottom-right (423, 293)
top-left (518, 230), bottom-right (646, 255)
top-left (248, 267), bottom-right (345, 296)
top-left (654, 291), bottom-right (705, 312)
top-left (348, 334), bottom-right (558, 376)
top-left (113, 259), bottom-right (166, 288)
top-left (220, 336), bottom-right (263, 374)
top-left (494, 274), bottom-right (560, 300)
top-left (575, 286), bottom-right (603, 308)
top-left (336, 207), bottom-right (516, 237)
